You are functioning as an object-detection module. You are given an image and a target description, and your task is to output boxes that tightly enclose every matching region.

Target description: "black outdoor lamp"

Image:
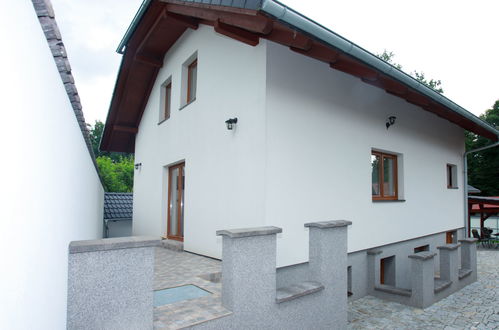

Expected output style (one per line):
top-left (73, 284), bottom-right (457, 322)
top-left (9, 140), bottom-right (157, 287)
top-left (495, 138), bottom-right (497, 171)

top-left (386, 116), bottom-right (396, 130)
top-left (134, 163), bottom-right (142, 170)
top-left (225, 118), bottom-right (238, 130)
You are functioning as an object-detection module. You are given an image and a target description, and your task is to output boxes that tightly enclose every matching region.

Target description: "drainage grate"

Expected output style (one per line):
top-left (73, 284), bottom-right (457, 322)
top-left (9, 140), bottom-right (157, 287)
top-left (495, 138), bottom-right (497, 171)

top-left (154, 285), bottom-right (211, 307)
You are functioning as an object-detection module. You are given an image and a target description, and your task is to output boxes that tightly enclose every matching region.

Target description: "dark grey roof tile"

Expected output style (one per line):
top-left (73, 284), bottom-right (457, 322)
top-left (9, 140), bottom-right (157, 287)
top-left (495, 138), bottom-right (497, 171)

top-left (104, 193), bottom-right (133, 220)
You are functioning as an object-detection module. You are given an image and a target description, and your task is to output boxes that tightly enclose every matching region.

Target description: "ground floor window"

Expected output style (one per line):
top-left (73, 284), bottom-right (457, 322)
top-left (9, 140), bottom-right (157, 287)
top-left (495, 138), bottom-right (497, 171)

top-left (371, 151), bottom-right (398, 200)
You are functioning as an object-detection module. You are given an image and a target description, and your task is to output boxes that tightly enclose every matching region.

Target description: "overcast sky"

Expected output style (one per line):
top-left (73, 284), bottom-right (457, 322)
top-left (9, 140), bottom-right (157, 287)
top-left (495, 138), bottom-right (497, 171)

top-left (51, 0), bottom-right (499, 125)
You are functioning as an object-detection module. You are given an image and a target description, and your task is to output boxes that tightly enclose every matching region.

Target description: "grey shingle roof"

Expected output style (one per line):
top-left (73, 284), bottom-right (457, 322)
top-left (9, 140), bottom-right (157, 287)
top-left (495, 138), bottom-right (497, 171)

top-left (31, 0), bottom-right (98, 166)
top-left (467, 185), bottom-right (481, 194)
top-left (104, 193), bottom-right (133, 220)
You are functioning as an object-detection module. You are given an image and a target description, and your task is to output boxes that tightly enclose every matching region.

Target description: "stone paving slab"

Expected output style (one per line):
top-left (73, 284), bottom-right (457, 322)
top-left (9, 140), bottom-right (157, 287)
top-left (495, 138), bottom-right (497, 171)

top-left (154, 247), bottom-right (498, 329)
top-left (153, 248), bottom-right (228, 329)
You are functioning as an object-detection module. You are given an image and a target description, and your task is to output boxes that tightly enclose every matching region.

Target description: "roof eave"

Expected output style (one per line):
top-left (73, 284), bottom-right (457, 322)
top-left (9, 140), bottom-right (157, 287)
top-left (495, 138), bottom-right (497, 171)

top-left (260, 0), bottom-right (499, 140)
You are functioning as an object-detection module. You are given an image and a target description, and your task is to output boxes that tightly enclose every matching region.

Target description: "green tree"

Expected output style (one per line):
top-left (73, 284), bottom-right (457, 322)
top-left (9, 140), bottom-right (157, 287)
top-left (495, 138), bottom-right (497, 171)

top-left (88, 120), bottom-right (135, 192)
top-left (376, 50), bottom-right (443, 93)
top-left (466, 100), bottom-right (499, 195)
top-left (96, 156), bottom-right (134, 192)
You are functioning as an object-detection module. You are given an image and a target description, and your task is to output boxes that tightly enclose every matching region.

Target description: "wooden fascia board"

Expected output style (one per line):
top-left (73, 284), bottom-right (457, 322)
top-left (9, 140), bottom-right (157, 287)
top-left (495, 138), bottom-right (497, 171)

top-left (165, 3), bottom-right (272, 34)
top-left (264, 24), bottom-right (312, 51)
top-left (103, 1), bottom-right (497, 152)
top-left (113, 125), bottom-right (139, 134)
top-left (214, 19), bottom-right (259, 46)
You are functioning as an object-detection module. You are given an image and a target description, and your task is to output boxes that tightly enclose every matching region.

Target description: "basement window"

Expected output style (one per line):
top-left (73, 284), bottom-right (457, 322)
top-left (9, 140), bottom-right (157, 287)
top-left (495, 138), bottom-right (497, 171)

top-left (446, 164), bottom-right (458, 189)
top-left (372, 151), bottom-right (398, 200)
top-left (347, 266), bottom-right (353, 297)
top-left (446, 230), bottom-right (457, 244)
top-left (414, 245), bottom-right (429, 253)
top-left (380, 256), bottom-right (395, 286)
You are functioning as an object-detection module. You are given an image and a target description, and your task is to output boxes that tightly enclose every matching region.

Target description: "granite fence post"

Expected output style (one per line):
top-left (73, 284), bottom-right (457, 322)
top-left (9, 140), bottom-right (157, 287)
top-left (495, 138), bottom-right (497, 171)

top-left (67, 236), bottom-right (160, 330)
top-left (459, 238), bottom-right (478, 282)
top-left (216, 227), bottom-right (281, 313)
top-left (408, 251), bottom-right (436, 308)
top-left (305, 220), bottom-right (352, 328)
top-left (437, 244), bottom-right (460, 284)
top-left (366, 249), bottom-right (383, 293)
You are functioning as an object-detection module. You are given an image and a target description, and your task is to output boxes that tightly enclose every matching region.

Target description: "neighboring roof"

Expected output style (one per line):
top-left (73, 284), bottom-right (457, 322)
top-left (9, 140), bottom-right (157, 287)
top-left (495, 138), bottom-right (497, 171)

top-left (467, 184), bottom-right (481, 194)
top-left (31, 0), bottom-right (100, 173)
top-left (104, 192), bottom-right (134, 220)
top-left (101, 0), bottom-right (499, 152)
top-left (469, 196), bottom-right (499, 215)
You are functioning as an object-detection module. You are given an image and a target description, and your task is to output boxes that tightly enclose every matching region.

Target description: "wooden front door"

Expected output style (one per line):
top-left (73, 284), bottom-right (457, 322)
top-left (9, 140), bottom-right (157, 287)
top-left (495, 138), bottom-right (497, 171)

top-left (167, 162), bottom-right (185, 241)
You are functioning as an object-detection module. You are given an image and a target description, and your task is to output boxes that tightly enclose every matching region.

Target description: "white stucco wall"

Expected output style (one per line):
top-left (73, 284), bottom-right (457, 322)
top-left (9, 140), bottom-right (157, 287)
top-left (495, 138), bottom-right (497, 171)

top-left (133, 25), bottom-right (467, 267)
top-left (0, 2), bottom-right (104, 329)
top-left (133, 25), bottom-right (268, 258)
top-left (265, 41), bottom-right (465, 266)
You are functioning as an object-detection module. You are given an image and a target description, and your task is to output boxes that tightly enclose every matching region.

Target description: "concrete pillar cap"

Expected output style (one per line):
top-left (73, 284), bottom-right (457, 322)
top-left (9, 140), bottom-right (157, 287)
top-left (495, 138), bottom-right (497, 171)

top-left (69, 236), bottom-right (161, 253)
top-left (458, 238), bottom-right (478, 244)
top-left (408, 251), bottom-right (437, 260)
top-left (437, 243), bottom-right (461, 250)
top-left (216, 226), bottom-right (282, 238)
top-left (366, 249), bottom-right (383, 255)
top-left (304, 220), bottom-right (352, 228)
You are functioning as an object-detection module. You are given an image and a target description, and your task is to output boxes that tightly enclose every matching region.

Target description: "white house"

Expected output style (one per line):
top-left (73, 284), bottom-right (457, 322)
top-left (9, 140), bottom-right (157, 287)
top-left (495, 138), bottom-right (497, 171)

top-left (0, 1), bottom-right (104, 329)
top-left (101, 0), bottom-right (499, 298)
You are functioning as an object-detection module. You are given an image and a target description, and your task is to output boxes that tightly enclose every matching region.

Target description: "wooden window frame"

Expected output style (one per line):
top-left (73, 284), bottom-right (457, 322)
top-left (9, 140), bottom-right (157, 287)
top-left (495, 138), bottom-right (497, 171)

top-left (186, 59), bottom-right (197, 104)
top-left (372, 151), bottom-right (398, 201)
top-left (164, 82), bottom-right (172, 121)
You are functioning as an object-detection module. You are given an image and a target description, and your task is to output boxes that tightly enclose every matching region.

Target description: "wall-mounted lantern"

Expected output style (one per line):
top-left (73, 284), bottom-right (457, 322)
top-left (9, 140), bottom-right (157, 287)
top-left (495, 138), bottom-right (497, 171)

top-left (134, 163), bottom-right (142, 170)
top-left (225, 118), bottom-right (238, 130)
top-left (386, 116), bottom-right (396, 130)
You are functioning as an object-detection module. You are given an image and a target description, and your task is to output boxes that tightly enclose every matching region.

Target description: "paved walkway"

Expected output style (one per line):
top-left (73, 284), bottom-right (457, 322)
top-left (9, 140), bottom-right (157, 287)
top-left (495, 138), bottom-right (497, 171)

top-left (153, 248), bottom-right (498, 329)
top-left (153, 248), bottom-right (228, 329)
top-left (348, 250), bottom-right (499, 329)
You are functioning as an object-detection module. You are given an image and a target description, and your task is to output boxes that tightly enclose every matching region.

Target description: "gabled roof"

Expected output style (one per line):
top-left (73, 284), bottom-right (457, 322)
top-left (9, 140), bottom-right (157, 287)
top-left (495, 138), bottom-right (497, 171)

top-left (104, 192), bottom-right (133, 220)
top-left (101, 0), bottom-right (499, 152)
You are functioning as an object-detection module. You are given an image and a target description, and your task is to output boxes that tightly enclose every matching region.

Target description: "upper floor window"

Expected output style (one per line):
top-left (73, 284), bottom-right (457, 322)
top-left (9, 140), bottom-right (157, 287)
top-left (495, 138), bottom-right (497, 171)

top-left (447, 164), bottom-right (457, 188)
top-left (187, 59), bottom-right (197, 103)
top-left (159, 77), bottom-right (172, 123)
top-left (371, 151), bottom-right (398, 200)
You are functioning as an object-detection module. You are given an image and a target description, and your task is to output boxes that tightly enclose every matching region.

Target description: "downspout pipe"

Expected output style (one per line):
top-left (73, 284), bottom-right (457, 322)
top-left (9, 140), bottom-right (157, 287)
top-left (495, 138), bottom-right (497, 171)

top-left (463, 140), bottom-right (499, 237)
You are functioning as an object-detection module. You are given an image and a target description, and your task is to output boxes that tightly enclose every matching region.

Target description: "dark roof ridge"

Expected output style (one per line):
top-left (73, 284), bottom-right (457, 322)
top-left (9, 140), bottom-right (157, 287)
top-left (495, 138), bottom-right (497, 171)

top-left (31, 0), bottom-right (103, 182)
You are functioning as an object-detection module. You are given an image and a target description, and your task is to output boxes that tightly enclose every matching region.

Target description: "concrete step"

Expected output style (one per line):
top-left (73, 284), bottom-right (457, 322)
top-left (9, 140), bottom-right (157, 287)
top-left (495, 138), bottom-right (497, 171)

top-left (458, 268), bottom-right (472, 279)
top-left (160, 239), bottom-right (183, 252)
top-left (434, 278), bottom-right (452, 293)
top-left (276, 281), bottom-right (324, 303)
top-left (374, 284), bottom-right (412, 297)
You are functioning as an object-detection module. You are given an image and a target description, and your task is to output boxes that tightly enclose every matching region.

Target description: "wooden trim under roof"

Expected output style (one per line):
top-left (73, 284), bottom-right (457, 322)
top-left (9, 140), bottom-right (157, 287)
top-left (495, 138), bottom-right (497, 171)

top-left (101, 0), bottom-right (498, 153)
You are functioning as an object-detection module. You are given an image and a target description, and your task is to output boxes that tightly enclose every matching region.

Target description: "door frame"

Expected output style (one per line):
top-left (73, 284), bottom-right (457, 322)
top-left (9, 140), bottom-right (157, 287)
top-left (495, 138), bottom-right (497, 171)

top-left (167, 162), bottom-right (185, 241)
